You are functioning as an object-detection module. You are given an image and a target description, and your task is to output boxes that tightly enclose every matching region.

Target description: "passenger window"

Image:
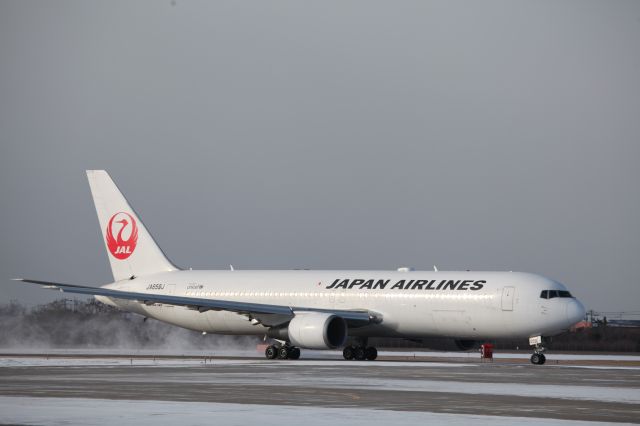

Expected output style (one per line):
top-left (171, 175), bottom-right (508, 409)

top-left (540, 290), bottom-right (548, 299)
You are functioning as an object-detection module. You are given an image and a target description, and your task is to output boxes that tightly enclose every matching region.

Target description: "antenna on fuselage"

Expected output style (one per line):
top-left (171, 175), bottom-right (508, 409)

top-left (433, 265), bottom-right (438, 272)
top-left (230, 264), bottom-right (234, 271)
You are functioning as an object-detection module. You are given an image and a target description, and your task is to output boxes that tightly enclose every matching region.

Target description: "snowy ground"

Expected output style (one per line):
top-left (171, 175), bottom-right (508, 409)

top-left (1, 357), bottom-right (639, 404)
top-left (2, 355), bottom-right (639, 371)
top-left (376, 350), bottom-right (640, 362)
top-left (0, 397), bottom-right (636, 426)
top-left (2, 347), bottom-right (640, 361)
top-left (2, 356), bottom-right (638, 424)
top-left (0, 356), bottom-right (476, 368)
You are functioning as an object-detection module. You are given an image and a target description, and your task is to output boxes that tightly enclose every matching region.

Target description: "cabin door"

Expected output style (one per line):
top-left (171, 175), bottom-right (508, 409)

top-left (501, 286), bottom-right (515, 311)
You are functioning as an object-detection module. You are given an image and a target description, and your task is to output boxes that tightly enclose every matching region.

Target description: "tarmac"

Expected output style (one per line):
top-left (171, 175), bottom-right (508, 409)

top-left (1, 352), bottom-right (639, 424)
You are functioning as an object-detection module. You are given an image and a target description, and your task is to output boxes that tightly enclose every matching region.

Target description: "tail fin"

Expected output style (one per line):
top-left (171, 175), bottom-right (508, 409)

top-left (86, 170), bottom-right (178, 281)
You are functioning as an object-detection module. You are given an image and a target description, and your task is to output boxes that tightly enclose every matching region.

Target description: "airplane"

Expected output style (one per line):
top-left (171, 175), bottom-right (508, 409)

top-left (14, 170), bottom-right (586, 365)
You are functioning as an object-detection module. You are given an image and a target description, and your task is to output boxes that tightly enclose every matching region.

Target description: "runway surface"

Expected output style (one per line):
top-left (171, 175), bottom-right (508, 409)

top-left (1, 352), bottom-right (639, 425)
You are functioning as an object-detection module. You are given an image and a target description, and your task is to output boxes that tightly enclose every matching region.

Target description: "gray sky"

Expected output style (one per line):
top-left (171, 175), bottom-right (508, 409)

top-left (1, 1), bottom-right (639, 314)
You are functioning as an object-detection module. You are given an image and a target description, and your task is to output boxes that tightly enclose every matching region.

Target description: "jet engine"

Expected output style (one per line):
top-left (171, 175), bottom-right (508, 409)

top-left (267, 312), bottom-right (348, 349)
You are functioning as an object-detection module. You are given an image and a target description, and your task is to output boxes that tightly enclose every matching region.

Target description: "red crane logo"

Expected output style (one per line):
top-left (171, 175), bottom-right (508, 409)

top-left (106, 212), bottom-right (138, 260)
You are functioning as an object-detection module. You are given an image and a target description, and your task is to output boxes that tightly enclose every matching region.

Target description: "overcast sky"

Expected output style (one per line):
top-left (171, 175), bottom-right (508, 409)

top-left (1, 1), bottom-right (639, 314)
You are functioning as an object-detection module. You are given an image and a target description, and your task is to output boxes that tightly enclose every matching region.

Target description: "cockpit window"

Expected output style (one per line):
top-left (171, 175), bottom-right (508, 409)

top-left (540, 290), bottom-right (573, 299)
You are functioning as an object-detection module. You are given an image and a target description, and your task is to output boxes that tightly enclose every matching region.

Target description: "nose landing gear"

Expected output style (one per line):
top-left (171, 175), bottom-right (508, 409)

top-left (530, 352), bottom-right (546, 365)
top-left (529, 336), bottom-right (547, 365)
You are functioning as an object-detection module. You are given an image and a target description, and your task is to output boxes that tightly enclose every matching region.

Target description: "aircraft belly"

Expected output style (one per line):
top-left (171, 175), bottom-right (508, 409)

top-left (431, 310), bottom-right (472, 336)
top-left (386, 298), bottom-right (510, 338)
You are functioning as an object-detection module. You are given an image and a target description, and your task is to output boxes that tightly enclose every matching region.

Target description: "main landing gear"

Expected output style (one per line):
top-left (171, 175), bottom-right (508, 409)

top-left (529, 335), bottom-right (547, 365)
top-left (265, 344), bottom-right (300, 360)
top-left (343, 339), bottom-right (378, 361)
top-left (530, 352), bottom-right (546, 365)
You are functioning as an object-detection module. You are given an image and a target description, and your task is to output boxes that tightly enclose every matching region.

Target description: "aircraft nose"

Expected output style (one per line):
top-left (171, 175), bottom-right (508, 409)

top-left (566, 298), bottom-right (586, 325)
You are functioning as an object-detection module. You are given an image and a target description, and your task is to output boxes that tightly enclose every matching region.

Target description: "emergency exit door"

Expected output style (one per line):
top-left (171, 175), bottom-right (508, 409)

top-left (501, 286), bottom-right (515, 311)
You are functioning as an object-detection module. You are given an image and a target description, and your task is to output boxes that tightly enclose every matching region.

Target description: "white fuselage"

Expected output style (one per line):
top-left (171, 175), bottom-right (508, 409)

top-left (99, 270), bottom-right (585, 341)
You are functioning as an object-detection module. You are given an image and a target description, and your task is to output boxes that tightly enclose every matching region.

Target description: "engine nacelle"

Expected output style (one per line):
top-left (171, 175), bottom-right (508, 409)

top-left (268, 312), bottom-right (348, 349)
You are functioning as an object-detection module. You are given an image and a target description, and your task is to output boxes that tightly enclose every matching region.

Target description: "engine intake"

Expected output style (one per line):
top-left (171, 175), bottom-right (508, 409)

top-left (267, 312), bottom-right (348, 349)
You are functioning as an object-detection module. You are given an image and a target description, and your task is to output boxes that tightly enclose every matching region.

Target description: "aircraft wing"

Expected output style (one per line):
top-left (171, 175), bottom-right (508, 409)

top-left (13, 279), bottom-right (382, 328)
